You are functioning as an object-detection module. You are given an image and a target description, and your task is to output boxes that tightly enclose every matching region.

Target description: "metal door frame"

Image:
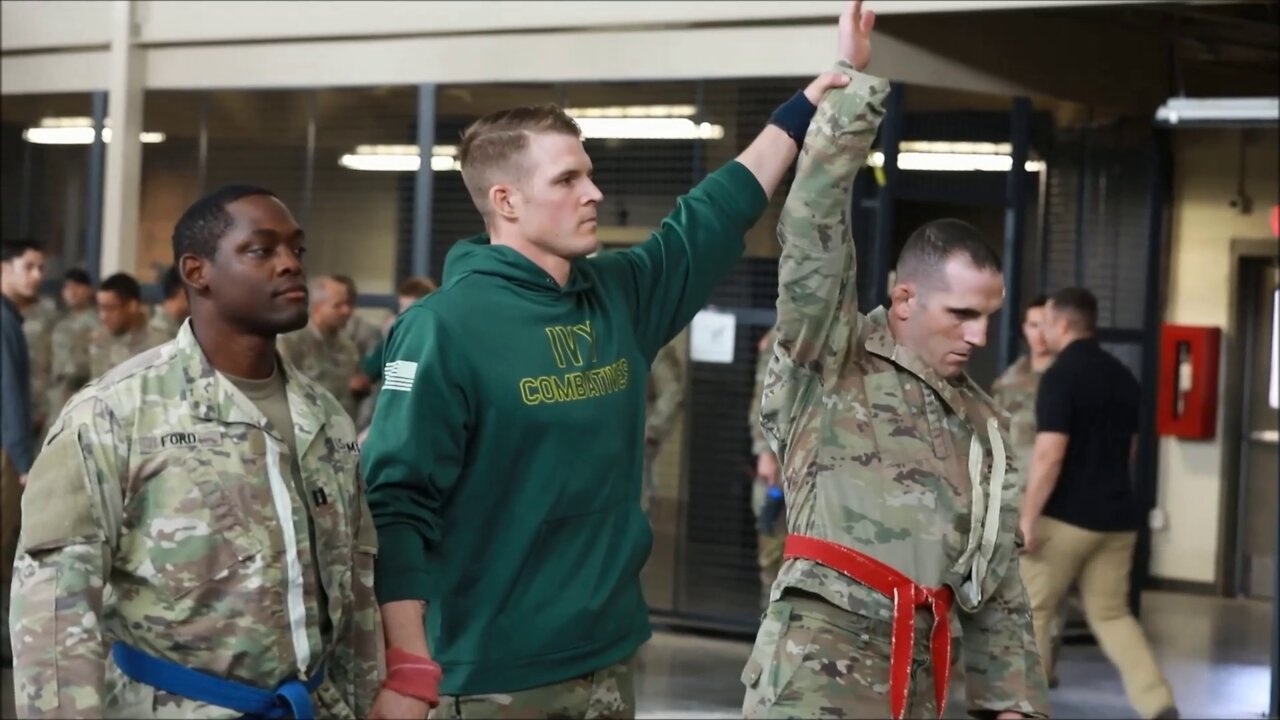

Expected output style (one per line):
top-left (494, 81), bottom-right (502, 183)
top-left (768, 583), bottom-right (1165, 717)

top-left (1217, 238), bottom-right (1279, 597)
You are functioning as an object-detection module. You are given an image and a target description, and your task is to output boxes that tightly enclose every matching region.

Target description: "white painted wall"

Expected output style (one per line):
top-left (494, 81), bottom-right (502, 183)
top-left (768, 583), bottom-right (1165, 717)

top-left (1153, 127), bottom-right (1279, 584)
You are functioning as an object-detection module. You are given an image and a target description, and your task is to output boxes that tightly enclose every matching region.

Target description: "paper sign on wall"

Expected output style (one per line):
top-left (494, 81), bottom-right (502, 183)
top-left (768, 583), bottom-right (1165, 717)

top-left (690, 309), bottom-right (736, 364)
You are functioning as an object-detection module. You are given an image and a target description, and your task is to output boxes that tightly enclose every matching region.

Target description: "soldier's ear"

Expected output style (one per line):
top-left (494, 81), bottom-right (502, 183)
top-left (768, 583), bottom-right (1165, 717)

top-left (890, 283), bottom-right (915, 320)
top-left (179, 255), bottom-right (209, 294)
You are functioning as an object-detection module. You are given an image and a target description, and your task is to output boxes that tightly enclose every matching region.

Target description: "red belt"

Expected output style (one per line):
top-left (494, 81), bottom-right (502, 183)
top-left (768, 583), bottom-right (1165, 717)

top-left (783, 535), bottom-right (953, 720)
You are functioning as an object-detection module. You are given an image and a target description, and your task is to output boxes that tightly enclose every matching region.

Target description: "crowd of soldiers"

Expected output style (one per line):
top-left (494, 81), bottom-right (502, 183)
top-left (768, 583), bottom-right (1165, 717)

top-left (14, 262), bottom-right (438, 449)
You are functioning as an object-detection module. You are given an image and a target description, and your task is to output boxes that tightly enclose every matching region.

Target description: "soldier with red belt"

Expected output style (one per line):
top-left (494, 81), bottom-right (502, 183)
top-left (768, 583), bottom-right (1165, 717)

top-left (742, 3), bottom-right (1049, 718)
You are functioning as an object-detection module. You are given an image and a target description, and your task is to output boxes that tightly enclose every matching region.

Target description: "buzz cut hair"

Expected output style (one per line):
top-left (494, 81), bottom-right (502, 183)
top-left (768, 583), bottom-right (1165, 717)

top-left (172, 184), bottom-right (278, 261)
top-left (895, 218), bottom-right (1001, 289)
top-left (99, 272), bottom-right (142, 303)
top-left (1049, 287), bottom-right (1099, 333)
top-left (458, 105), bottom-right (582, 220)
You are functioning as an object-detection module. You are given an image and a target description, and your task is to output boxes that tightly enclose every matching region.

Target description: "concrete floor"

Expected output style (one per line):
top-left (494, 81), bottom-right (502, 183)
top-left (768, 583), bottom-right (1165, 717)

top-left (2, 591), bottom-right (1272, 719)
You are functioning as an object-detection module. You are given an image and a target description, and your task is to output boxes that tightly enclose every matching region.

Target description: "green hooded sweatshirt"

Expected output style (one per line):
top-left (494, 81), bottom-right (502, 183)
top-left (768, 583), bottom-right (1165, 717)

top-left (361, 160), bottom-right (767, 695)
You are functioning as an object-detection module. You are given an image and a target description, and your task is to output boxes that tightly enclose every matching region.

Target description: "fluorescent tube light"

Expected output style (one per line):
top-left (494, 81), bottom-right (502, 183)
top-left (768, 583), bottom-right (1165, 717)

top-left (868, 150), bottom-right (1044, 172)
top-left (1155, 97), bottom-right (1278, 127)
top-left (564, 105), bottom-right (698, 118)
top-left (338, 144), bottom-right (461, 172)
top-left (574, 117), bottom-right (724, 140)
top-left (22, 116), bottom-right (166, 144)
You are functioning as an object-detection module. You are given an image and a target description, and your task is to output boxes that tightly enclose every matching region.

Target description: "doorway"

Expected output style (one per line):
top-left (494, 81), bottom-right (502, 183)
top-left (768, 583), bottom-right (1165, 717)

top-left (1224, 241), bottom-right (1279, 600)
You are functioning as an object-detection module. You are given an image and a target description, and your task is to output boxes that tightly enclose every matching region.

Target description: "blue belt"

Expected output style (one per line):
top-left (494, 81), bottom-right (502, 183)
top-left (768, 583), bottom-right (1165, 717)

top-left (111, 642), bottom-right (323, 719)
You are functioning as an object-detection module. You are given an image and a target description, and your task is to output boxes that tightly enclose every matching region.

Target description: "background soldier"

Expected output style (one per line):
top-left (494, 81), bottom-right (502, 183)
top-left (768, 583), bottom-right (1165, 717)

top-left (992, 293), bottom-right (1071, 689)
top-left (17, 274), bottom-right (58, 439)
top-left (642, 341), bottom-right (685, 515)
top-left (48, 269), bottom-right (99, 423)
top-left (148, 264), bottom-right (190, 340)
top-left (278, 274), bottom-right (366, 422)
top-left (1, 239), bottom-right (44, 668)
top-left (8, 184), bottom-right (383, 719)
top-left (744, 3), bottom-right (1047, 718)
top-left (748, 326), bottom-right (785, 610)
top-left (88, 272), bottom-right (169, 379)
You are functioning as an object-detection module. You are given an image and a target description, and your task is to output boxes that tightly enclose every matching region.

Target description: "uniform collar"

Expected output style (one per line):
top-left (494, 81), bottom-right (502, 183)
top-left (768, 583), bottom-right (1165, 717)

top-left (176, 319), bottom-right (329, 457)
top-left (863, 306), bottom-right (1000, 432)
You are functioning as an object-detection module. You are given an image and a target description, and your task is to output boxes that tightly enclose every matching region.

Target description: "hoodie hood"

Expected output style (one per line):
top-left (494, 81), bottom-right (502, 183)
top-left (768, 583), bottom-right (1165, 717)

top-left (442, 234), bottom-right (593, 295)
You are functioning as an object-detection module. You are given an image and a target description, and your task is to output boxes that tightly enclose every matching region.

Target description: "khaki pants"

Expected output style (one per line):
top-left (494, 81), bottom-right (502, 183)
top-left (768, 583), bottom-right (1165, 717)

top-left (1020, 516), bottom-right (1176, 718)
top-left (431, 657), bottom-right (635, 719)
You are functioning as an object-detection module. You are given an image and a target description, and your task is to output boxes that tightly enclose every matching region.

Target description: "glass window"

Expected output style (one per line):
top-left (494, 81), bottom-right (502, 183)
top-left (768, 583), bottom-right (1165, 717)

top-left (1, 92), bottom-right (96, 280)
top-left (313, 86), bottom-right (417, 297)
top-left (137, 90), bottom-right (204, 282)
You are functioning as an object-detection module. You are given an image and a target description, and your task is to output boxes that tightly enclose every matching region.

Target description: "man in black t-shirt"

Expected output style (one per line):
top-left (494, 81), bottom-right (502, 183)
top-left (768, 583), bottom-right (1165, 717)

top-left (1018, 287), bottom-right (1179, 720)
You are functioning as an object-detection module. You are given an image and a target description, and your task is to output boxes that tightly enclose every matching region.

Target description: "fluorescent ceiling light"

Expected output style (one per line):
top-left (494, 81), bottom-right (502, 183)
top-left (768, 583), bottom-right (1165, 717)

top-left (22, 116), bottom-right (165, 144)
top-left (339, 143), bottom-right (460, 172)
top-left (564, 104), bottom-right (697, 118)
top-left (1155, 97), bottom-right (1278, 127)
top-left (868, 150), bottom-right (1044, 173)
top-left (574, 117), bottom-right (724, 140)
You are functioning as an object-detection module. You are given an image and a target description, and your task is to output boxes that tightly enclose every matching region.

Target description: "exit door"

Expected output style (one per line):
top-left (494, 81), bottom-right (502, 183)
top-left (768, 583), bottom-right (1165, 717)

top-left (1233, 254), bottom-right (1279, 599)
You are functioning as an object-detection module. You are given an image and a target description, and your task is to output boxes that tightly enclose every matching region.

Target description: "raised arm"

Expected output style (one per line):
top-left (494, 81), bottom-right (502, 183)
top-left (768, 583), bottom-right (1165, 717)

top-left (760, 3), bottom-right (889, 461)
top-left (10, 398), bottom-right (123, 718)
top-left (772, 64), bottom-right (889, 378)
top-left (589, 3), bottom-right (870, 361)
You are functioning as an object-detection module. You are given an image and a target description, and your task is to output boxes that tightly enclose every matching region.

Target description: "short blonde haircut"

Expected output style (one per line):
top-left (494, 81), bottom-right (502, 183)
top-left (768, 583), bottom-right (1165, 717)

top-left (458, 105), bottom-right (581, 219)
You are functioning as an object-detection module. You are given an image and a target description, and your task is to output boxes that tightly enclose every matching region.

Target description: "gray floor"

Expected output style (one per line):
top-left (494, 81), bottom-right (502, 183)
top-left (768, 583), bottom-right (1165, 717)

top-left (2, 591), bottom-right (1272, 719)
top-left (634, 590), bottom-right (1274, 719)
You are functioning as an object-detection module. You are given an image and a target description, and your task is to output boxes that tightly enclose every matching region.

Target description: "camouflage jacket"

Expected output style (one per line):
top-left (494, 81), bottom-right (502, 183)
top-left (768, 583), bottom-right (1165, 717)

top-left (991, 355), bottom-right (1044, 464)
top-left (758, 63), bottom-right (1048, 717)
top-left (749, 327), bottom-right (778, 457)
top-left (22, 297), bottom-right (61, 425)
top-left (89, 321), bottom-right (170, 380)
top-left (645, 342), bottom-right (685, 447)
top-left (147, 305), bottom-right (183, 341)
top-left (49, 307), bottom-right (99, 420)
top-left (278, 325), bottom-right (362, 423)
top-left (342, 314), bottom-right (385, 359)
top-left (9, 320), bottom-right (384, 719)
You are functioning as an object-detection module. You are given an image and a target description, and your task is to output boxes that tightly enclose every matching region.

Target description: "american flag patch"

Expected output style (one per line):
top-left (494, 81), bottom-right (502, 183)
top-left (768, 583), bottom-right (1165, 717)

top-left (383, 360), bottom-right (418, 392)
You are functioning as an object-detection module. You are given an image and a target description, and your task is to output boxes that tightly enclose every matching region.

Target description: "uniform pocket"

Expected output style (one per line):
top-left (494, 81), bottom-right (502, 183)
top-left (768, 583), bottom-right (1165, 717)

top-left (125, 454), bottom-right (262, 601)
top-left (741, 601), bottom-right (817, 706)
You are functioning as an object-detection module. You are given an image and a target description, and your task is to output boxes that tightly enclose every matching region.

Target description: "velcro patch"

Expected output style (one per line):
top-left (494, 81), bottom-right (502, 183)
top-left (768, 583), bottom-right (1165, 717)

top-left (383, 360), bottom-right (418, 393)
top-left (137, 429), bottom-right (223, 454)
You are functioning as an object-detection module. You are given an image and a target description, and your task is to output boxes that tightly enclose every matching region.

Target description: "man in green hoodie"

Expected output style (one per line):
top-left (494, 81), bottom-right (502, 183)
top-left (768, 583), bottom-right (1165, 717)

top-left (360, 5), bottom-right (869, 717)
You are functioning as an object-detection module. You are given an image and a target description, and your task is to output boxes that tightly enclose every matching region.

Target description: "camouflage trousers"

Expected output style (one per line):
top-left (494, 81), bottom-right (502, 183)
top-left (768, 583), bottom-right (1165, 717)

top-left (742, 593), bottom-right (952, 719)
top-left (431, 657), bottom-right (636, 719)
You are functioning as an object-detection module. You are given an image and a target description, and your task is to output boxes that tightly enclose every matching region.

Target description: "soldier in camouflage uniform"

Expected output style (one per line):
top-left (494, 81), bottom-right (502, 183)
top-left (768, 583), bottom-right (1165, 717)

top-left (334, 275), bottom-right (390, 432)
top-left (743, 4), bottom-right (1048, 718)
top-left (147, 264), bottom-right (190, 341)
top-left (991, 295), bottom-right (1051, 463)
top-left (48, 269), bottom-right (99, 423)
top-left (278, 275), bottom-right (366, 422)
top-left (748, 326), bottom-right (785, 609)
top-left (990, 294), bottom-right (1072, 689)
top-left (8, 184), bottom-right (384, 719)
top-left (88, 273), bottom-right (170, 379)
top-left (20, 292), bottom-right (60, 438)
top-left (641, 341), bottom-right (684, 515)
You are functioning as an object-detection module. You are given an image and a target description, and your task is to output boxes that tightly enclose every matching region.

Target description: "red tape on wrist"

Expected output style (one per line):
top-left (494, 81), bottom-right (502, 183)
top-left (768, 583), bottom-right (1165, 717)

top-left (383, 647), bottom-right (444, 708)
